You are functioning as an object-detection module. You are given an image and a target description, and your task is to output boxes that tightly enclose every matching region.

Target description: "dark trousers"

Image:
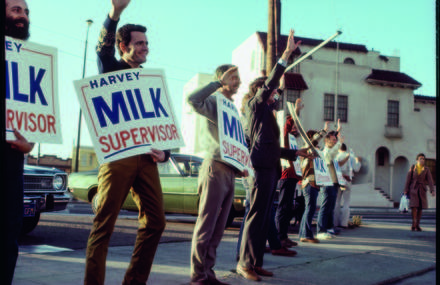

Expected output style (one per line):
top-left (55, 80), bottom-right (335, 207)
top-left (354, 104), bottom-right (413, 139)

top-left (275, 178), bottom-right (298, 240)
top-left (84, 155), bottom-right (166, 285)
top-left (239, 167), bottom-right (278, 269)
top-left (4, 148), bottom-right (24, 285)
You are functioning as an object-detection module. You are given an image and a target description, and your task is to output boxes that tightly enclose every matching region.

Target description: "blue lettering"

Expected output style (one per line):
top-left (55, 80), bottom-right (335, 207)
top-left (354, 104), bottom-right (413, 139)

top-left (135, 88), bottom-right (155, 118)
top-left (29, 66), bottom-right (48, 105)
top-left (5, 61), bottom-right (10, 99)
top-left (223, 112), bottom-right (246, 146)
top-left (108, 76), bottom-right (116, 84)
top-left (15, 42), bottom-right (22, 52)
top-left (126, 73), bottom-right (132, 80)
top-left (149, 88), bottom-right (168, 117)
top-left (11, 61), bottom-right (28, 103)
top-left (92, 91), bottom-right (131, 128)
top-left (133, 72), bottom-right (140, 80)
top-left (5, 41), bottom-right (12, 51)
top-left (116, 74), bottom-right (124, 82)
top-left (125, 89), bottom-right (140, 120)
top-left (100, 78), bottom-right (109, 87)
top-left (90, 80), bottom-right (98, 89)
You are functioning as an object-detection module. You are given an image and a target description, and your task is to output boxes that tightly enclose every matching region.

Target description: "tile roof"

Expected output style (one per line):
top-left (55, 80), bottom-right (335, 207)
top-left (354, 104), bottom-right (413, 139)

top-left (256, 31), bottom-right (368, 55)
top-left (414, 94), bottom-right (436, 103)
top-left (365, 69), bottom-right (422, 89)
top-left (284, 72), bottom-right (308, 90)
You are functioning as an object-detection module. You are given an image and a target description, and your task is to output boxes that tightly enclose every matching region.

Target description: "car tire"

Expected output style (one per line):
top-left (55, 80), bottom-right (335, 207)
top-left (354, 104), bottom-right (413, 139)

top-left (225, 207), bottom-right (236, 228)
top-left (91, 192), bottom-right (100, 214)
top-left (21, 212), bottom-right (41, 235)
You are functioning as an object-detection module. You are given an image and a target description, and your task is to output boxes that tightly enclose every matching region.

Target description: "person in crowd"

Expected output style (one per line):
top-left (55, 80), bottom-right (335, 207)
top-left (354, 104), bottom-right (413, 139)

top-left (84, 1), bottom-right (169, 284)
top-left (4, 1), bottom-right (35, 284)
top-left (298, 126), bottom-right (328, 244)
top-left (333, 143), bottom-right (361, 229)
top-left (316, 128), bottom-right (342, 240)
top-left (187, 64), bottom-right (246, 285)
top-left (275, 98), bottom-right (303, 248)
top-left (403, 153), bottom-right (435, 231)
top-left (237, 29), bottom-right (313, 282)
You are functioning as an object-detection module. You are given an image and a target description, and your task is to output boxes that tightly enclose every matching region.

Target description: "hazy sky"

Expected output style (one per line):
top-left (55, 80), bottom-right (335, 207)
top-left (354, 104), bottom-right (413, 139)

top-left (25, 0), bottom-right (436, 159)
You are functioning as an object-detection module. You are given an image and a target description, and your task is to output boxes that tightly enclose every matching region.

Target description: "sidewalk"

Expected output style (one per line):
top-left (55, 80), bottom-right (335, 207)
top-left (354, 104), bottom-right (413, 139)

top-left (13, 218), bottom-right (436, 285)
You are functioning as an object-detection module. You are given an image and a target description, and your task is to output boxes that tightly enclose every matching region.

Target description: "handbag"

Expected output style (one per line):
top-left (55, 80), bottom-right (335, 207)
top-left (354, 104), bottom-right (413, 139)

top-left (398, 194), bottom-right (409, 213)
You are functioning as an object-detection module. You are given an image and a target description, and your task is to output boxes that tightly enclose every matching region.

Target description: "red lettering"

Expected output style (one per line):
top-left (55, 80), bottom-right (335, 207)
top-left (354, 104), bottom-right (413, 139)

top-left (130, 128), bottom-right (141, 145)
top-left (171, 124), bottom-right (179, 139)
top-left (6, 109), bottom-right (14, 129)
top-left (37, 114), bottom-right (46, 132)
top-left (47, 115), bottom-right (56, 134)
top-left (99, 136), bottom-right (110, 153)
top-left (28, 113), bottom-right (36, 132)
top-left (159, 125), bottom-right (166, 141)
top-left (139, 127), bottom-right (150, 144)
top-left (120, 130), bottom-right (131, 148)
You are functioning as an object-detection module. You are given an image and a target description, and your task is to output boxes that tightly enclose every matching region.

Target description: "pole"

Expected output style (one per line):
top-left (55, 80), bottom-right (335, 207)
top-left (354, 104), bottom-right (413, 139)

top-left (266, 0), bottom-right (275, 75)
top-left (74, 19), bottom-right (93, 172)
top-left (285, 30), bottom-right (342, 73)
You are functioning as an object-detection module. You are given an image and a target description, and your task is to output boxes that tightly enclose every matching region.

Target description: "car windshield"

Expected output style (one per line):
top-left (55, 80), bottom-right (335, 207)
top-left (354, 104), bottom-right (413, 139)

top-left (173, 156), bottom-right (202, 176)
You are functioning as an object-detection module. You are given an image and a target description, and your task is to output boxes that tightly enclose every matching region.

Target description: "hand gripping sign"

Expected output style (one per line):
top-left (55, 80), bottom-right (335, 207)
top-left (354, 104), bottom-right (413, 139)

top-left (73, 68), bottom-right (184, 164)
top-left (216, 93), bottom-right (253, 176)
top-left (5, 36), bottom-right (62, 143)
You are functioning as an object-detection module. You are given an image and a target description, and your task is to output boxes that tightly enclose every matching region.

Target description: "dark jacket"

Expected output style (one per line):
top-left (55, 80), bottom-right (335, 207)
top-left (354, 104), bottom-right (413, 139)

top-left (245, 63), bottom-right (297, 169)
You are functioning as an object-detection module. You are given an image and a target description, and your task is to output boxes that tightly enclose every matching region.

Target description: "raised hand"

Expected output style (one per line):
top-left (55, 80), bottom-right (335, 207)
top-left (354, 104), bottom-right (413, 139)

top-left (219, 66), bottom-right (238, 87)
top-left (147, 148), bottom-right (166, 162)
top-left (7, 129), bottom-right (34, 153)
top-left (294, 98), bottom-right (303, 114)
top-left (285, 29), bottom-right (301, 53)
top-left (110, 0), bottom-right (131, 20)
top-left (324, 121), bottom-right (329, 132)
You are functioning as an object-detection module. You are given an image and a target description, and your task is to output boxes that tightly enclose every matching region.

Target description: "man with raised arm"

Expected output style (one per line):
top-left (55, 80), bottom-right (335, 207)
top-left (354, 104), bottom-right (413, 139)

top-left (84, 1), bottom-right (169, 284)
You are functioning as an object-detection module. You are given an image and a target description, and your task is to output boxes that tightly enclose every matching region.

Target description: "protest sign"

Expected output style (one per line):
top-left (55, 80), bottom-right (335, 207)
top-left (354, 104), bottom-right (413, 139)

top-left (73, 68), bottom-right (184, 163)
top-left (288, 134), bottom-right (302, 177)
top-left (333, 159), bottom-right (347, 186)
top-left (5, 36), bottom-right (62, 143)
top-left (313, 150), bottom-right (333, 186)
top-left (216, 93), bottom-right (253, 175)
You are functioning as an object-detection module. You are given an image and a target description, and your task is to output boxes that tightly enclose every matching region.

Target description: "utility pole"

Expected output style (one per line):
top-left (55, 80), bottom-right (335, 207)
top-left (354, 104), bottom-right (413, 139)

top-left (267, 0), bottom-right (281, 75)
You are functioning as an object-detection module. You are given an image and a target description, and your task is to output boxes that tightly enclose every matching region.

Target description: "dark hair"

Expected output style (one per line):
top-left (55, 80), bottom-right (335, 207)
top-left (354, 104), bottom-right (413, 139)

top-left (326, 131), bottom-right (337, 139)
top-left (214, 64), bottom-right (236, 81)
top-left (116, 24), bottom-right (147, 56)
top-left (416, 153), bottom-right (425, 160)
top-left (340, 143), bottom-right (347, 151)
top-left (307, 130), bottom-right (319, 147)
top-left (240, 76), bottom-right (267, 114)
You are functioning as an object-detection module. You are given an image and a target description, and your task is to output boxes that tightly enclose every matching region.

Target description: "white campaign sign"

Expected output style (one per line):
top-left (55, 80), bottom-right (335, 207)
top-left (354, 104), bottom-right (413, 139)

top-left (313, 150), bottom-right (333, 186)
top-left (216, 93), bottom-right (253, 175)
top-left (73, 68), bottom-right (184, 164)
top-left (5, 36), bottom-right (62, 143)
top-left (288, 134), bottom-right (302, 177)
top-left (333, 159), bottom-right (348, 186)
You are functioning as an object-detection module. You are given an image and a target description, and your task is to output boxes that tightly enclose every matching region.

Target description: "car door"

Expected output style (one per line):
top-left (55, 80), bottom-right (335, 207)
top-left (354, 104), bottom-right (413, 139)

top-left (157, 158), bottom-right (184, 213)
top-left (172, 155), bottom-right (201, 215)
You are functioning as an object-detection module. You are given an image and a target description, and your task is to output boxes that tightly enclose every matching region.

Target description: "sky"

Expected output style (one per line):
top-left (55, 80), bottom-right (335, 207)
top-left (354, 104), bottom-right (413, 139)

top-left (24, 0), bottom-right (436, 159)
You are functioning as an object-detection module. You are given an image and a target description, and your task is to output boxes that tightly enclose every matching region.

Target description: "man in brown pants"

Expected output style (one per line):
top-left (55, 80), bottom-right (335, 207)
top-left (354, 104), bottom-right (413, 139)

top-left (84, 1), bottom-right (169, 284)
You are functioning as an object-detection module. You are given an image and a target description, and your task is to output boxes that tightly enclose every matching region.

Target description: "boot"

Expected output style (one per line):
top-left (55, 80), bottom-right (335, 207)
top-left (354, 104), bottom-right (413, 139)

top-left (411, 208), bottom-right (417, 231)
top-left (415, 208), bottom-right (423, 231)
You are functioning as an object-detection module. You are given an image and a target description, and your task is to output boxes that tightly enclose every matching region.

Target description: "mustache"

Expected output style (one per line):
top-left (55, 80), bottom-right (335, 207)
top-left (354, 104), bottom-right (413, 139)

top-left (5, 17), bottom-right (30, 40)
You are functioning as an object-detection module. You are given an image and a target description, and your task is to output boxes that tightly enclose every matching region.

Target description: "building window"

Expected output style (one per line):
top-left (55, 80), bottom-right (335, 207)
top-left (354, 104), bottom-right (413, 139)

top-left (344, 57), bottom-right (355, 64)
top-left (324, 94), bottom-right (335, 121)
top-left (387, 100), bottom-right (399, 127)
top-left (286, 89), bottom-right (300, 103)
top-left (337, 95), bottom-right (348, 122)
top-left (425, 159), bottom-right (436, 185)
top-left (377, 147), bottom-right (388, 166)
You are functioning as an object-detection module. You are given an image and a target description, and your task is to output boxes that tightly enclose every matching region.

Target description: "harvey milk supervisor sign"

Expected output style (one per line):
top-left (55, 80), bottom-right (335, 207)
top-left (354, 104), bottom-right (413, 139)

top-left (74, 69), bottom-right (184, 164)
top-left (5, 36), bottom-right (62, 143)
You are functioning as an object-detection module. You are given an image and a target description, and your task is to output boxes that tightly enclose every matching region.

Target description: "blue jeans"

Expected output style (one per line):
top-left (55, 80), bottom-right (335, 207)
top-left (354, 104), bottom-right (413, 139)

top-left (298, 184), bottom-right (319, 239)
top-left (317, 184), bottom-right (338, 233)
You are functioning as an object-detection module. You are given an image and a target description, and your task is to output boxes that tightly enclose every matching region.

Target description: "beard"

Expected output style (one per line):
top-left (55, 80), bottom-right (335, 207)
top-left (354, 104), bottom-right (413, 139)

top-left (5, 16), bottom-right (30, 40)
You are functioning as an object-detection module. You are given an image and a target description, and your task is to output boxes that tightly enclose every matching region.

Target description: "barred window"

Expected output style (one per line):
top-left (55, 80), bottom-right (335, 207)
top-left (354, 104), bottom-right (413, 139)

top-left (387, 100), bottom-right (399, 127)
top-left (286, 89), bottom-right (300, 103)
top-left (337, 95), bottom-right (348, 122)
top-left (324, 94), bottom-right (335, 121)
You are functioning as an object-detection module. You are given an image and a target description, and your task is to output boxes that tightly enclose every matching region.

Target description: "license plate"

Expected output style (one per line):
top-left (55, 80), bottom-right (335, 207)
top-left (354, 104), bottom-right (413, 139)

top-left (24, 203), bottom-right (36, 217)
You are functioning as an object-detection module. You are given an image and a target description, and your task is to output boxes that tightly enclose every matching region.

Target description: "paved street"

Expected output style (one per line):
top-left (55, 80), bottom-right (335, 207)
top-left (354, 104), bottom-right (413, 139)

top-left (13, 204), bottom-right (436, 285)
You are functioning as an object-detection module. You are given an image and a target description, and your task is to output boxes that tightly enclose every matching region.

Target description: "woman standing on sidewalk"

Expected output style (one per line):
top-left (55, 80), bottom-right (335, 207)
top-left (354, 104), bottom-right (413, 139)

top-left (403, 153), bottom-right (435, 231)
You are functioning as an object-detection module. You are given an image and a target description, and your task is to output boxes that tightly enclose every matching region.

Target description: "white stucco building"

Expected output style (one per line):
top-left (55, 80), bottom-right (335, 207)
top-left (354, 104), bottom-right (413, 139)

top-left (181, 31), bottom-right (436, 207)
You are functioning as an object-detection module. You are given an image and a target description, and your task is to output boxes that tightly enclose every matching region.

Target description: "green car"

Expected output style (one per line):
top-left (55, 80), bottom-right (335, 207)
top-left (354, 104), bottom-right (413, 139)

top-left (68, 153), bottom-right (246, 227)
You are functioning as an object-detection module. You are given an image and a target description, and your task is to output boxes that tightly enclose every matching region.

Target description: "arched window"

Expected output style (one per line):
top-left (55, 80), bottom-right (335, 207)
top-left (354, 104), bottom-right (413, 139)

top-left (343, 57), bottom-right (355, 65)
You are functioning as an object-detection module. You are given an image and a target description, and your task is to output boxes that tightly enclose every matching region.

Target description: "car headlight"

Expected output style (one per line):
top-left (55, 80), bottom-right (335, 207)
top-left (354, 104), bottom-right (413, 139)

top-left (53, 175), bottom-right (65, 190)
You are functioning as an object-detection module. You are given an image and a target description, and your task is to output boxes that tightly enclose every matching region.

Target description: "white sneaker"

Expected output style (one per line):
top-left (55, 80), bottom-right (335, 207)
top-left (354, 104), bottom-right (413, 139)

top-left (316, 232), bottom-right (335, 240)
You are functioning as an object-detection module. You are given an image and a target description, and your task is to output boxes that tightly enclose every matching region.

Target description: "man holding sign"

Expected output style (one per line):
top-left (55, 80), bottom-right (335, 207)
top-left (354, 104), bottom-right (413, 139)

top-left (187, 64), bottom-right (245, 285)
top-left (4, 1), bottom-right (35, 284)
top-left (84, 1), bottom-right (170, 284)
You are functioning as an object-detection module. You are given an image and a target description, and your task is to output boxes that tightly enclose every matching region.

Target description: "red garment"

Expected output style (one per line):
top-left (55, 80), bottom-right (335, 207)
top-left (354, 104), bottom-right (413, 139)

top-left (280, 166), bottom-right (301, 180)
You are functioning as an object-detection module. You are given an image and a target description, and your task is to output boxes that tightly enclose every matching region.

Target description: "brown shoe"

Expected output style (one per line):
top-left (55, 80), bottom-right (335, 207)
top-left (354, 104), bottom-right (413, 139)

top-left (236, 265), bottom-right (262, 281)
top-left (254, 266), bottom-right (273, 277)
top-left (271, 247), bottom-right (297, 256)
top-left (300, 237), bottom-right (320, 243)
top-left (281, 238), bottom-right (298, 248)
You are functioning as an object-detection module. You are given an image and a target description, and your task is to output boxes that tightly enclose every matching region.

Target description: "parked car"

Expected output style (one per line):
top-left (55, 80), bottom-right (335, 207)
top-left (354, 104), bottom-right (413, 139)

top-left (68, 153), bottom-right (246, 227)
top-left (22, 165), bottom-right (70, 234)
